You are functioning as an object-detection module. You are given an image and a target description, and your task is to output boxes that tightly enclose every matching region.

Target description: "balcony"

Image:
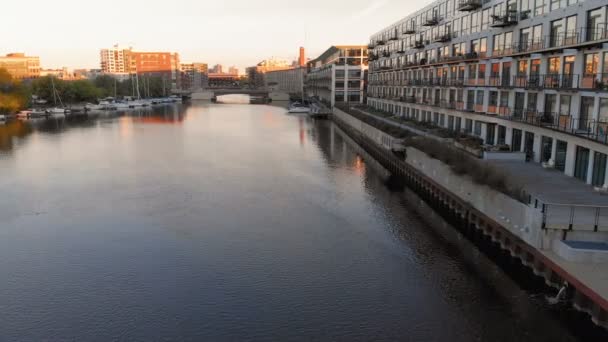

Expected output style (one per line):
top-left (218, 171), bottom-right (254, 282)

top-left (376, 40), bottom-right (386, 46)
top-left (490, 11), bottom-right (518, 28)
top-left (585, 24), bottom-right (608, 43)
top-left (367, 43), bottom-right (375, 49)
top-left (548, 31), bottom-right (581, 48)
top-left (440, 100), bottom-right (456, 109)
top-left (580, 73), bottom-right (608, 90)
top-left (511, 74), bottom-right (582, 90)
top-left (489, 76), bottom-right (512, 88)
top-left (403, 28), bottom-right (416, 35)
top-left (422, 16), bottom-right (440, 27)
top-left (413, 40), bottom-right (425, 49)
top-left (403, 96), bottom-right (417, 103)
top-left (433, 33), bottom-right (452, 43)
top-left (382, 51), bottom-right (391, 57)
top-left (457, 0), bottom-right (482, 11)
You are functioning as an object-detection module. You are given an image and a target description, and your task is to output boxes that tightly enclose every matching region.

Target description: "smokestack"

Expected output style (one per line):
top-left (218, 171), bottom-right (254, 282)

top-left (299, 47), bottom-right (306, 67)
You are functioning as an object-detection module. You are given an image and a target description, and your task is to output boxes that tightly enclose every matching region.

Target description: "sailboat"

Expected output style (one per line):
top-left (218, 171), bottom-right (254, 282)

top-left (47, 77), bottom-right (70, 116)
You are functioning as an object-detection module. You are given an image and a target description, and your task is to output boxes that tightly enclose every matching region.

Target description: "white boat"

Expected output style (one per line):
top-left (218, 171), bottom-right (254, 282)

top-left (115, 102), bottom-right (130, 110)
top-left (47, 107), bottom-right (69, 114)
top-left (85, 103), bottom-right (105, 111)
top-left (288, 102), bottom-right (311, 114)
top-left (48, 78), bottom-right (69, 116)
top-left (0, 114), bottom-right (6, 122)
top-left (169, 95), bottom-right (182, 103)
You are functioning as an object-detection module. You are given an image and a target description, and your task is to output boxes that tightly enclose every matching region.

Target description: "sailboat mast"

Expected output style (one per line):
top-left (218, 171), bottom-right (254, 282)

top-left (135, 74), bottom-right (141, 100)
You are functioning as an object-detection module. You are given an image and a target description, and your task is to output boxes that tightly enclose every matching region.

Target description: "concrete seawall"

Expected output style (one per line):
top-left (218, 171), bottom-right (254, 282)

top-left (332, 106), bottom-right (608, 330)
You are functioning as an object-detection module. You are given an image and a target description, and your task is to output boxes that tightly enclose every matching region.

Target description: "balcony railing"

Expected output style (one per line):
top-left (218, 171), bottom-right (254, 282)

top-left (376, 40), bottom-right (386, 46)
top-left (457, 0), bottom-right (482, 11)
top-left (422, 16), bottom-right (440, 27)
top-left (403, 28), bottom-right (416, 35)
top-left (434, 33), bottom-right (452, 43)
top-left (413, 40), bottom-right (425, 49)
top-left (440, 100), bottom-right (456, 109)
top-left (490, 11), bottom-right (518, 28)
top-left (382, 51), bottom-right (391, 57)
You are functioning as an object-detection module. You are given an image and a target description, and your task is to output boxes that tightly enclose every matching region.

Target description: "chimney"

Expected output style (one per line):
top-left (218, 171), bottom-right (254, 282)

top-left (299, 47), bottom-right (306, 67)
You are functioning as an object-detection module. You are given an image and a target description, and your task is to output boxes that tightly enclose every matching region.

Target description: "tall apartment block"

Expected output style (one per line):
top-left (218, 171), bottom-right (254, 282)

top-left (367, 0), bottom-right (608, 186)
top-left (100, 45), bottom-right (181, 89)
top-left (0, 53), bottom-right (40, 79)
top-left (305, 45), bottom-right (368, 107)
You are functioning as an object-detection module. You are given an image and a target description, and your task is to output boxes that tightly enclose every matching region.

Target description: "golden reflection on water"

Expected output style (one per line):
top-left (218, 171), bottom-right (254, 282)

top-left (0, 120), bottom-right (32, 151)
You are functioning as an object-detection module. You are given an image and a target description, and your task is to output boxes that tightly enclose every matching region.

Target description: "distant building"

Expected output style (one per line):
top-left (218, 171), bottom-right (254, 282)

top-left (100, 45), bottom-right (181, 89)
top-left (246, 57), bottom-right (292, 89)
top-left (100, 45), bottom-right (132, 75)
top-left (299, 47), bottom-right (306, 67)
top-left (0, 53), bottom-right (41, 79)
top-left (265, 67), bottom-right (307, 97)
top-left (306, 45), bottom-right (368, 107)
top-left (181, 63), bottom-right (209, 90)
top-left (210, 64), bottom-right (224, 74)
top-left (74, 69), bottom-right (103, 80)
top-left (40, 67), bottom-right (85, 80)
top-left (228, 66), bottom-right (239, 75)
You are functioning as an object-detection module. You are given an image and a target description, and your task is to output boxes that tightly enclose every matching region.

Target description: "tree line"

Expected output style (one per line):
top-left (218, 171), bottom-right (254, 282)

top-left (0, 68), bottom-right (173, 114)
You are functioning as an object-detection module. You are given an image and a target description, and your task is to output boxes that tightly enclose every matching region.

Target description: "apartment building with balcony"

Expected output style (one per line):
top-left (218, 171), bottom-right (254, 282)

top-left (0, 53), bottom-right (40, 79)
top-left (305, 46), bottom-right (368, 107)
top-left (367, 0), bottom-right (608, 187)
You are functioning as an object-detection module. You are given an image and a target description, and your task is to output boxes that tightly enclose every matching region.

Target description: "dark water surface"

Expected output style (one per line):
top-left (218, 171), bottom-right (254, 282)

top-left (0, 102), bottom-right (585, 341)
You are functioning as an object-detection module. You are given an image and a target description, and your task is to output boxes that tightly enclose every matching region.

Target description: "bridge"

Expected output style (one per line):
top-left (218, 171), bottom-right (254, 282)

top-left (174, 88), bottom-right (290, 101)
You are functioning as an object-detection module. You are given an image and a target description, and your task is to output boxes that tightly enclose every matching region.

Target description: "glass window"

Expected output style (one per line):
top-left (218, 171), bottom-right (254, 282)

top-left (547, 57), bottom-right (560, 74)
top-left (476, 90), bottom-right (484, 105)
top-left (489, 91), bottom-right (498, 106)
top-left (600, 98), bottom-right (608, 122)
top-left (479, 64), bottom-right (486, 79)
top-left (560, 95), bottom-right (572, 115)
top-left (534, 0), bottom-right (545, 16)
top-left (550, 0), bottom-right (560, 10)
top-left (517, 60), bottom-right (528, 76)
top-left (481, 9), bottom-right (490, 30)
top-left (584, 53), bottom-right (599, 75)
top-left (480, 38), bottom-right (487, 56)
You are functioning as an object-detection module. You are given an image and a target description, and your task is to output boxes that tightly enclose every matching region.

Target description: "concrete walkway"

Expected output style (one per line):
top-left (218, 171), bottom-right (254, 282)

top-left (488, 160), bottom-right (608, 206)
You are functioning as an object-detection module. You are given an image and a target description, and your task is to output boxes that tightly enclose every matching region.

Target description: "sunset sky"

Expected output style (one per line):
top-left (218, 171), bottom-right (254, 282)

top-left (2, 0), bottom-right (432, 72)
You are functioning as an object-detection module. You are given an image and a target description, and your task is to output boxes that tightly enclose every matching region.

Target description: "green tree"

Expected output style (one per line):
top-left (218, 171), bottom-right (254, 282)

top-left (0, 68), bottom-right (28, 114)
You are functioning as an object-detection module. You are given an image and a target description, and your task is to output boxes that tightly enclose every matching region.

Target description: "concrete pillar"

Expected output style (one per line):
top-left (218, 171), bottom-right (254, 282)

top-left (550, 138), bottom-right (558, 164)
top-left (505, 127), bottom-right (513, 146)
top-left (532, 133), bottom-right (542, 163)
top-left (603, 162), bottom-right (608, 187)
top-left (493, 125), bottom-right (499, 146)
top-left (587, 151), bottom-right (595, 185)
top-left (564, 143), bottom-right (577, 177)
top-left (481, 123), bottom-right (488, 143)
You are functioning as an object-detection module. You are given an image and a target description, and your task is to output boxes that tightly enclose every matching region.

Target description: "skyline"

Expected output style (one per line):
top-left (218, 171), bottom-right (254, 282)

top-left (1, 0), bottom-right (433, 71)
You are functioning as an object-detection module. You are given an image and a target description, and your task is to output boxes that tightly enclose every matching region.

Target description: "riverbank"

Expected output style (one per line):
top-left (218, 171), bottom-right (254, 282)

top-left (332, 104), bottom-right (608, 331)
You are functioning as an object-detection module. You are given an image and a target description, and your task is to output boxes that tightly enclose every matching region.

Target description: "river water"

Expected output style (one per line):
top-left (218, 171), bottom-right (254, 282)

top-left (0, 99), bottom-right (595, 341)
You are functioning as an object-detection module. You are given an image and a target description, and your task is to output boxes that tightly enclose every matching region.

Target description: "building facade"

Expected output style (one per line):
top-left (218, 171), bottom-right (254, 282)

top-left (0, 53), bottom-right (40, 79)
top-left (181, 63), bottom-right (209, 90)
top-left (306, 45), bottom-right (368, 107)
top-left (100, 46), bottom-right (180, 89)
top-left (367, 0), bottom-right (608, 186)
top-left (246, 58), bottom-right (293, 89)
top-left (265, 67), bottom-right (307, 97)
top-left (100, 45), bottom-right (132, 79)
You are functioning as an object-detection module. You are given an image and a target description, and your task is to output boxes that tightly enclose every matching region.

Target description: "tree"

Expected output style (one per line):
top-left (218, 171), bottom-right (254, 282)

top-left (0, 68), bottom-right (28, 114)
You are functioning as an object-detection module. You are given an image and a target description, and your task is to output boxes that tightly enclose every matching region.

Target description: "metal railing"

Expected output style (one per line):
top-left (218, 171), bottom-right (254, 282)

top-left (543, 203), bottom-right (608, 232)
top-left (457, 0), bottom-right (482, 11)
